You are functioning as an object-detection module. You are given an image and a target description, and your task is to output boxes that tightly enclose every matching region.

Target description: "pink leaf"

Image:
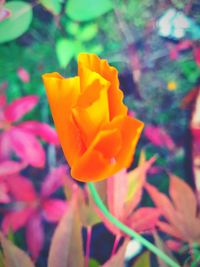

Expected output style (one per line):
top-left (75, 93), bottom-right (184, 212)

top-left (26, 212), bottom-right (44, 261)
top-left (42, 199), bottom-right (67, 222)
top-left (0, 182), bottom-right (10, 203)
top-left (0, 132), bottom-right (11, 160)
top-left (165, 240), bottom-right (182, 252)
top-left (17, 68), bottom-right (30, 83)
top-left (41, 165), bottom-right (67, 197)
top-left (6, 175), bottom-right (36, 202)
top-left (169, 47), bottom-right (178, 60)
top-left (128, 207), bottom-right (161, 233)
top-left (193, 47), bottom-right (200, 67)
top-left (19, 121), bottom-right (59, 145)
top-left (8, 127), bottom-right (45, 168)
top-left (177, 40), bottom-right (192, 51)
top-left (107, 169), bottom-right (128, 219)
top-left (0, 94), bottom-right (6, 107)
top-left (144, 125), bottom-right (175, 150)
top-left (0, 160), bottom-right (26, 177)
top-left (2, 209), bottom-right (33, 233)
top-left (0, 232), bottom-right (35, 267)
top-left (169, 174), bottom-right (197, 221)
top-left (102, 240), bottom-right (129, 267)
top-left (4, 95), bottom-right (39, 122)
top-left (145, 183), bottom-right (177, 224)
top-left (48, 196), bottom-right (84, 267)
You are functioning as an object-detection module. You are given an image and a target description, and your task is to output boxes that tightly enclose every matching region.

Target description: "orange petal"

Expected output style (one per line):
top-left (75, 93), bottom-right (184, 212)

top-left (78, 53), bottom-right (127, 119)
top-left (72, 76), bottom-right (110, 145)
top-left (42, 73), bottom-right (84, 165)
top-left (115, 116), bottom-right (144, 168)
top-left (71, 150), bottom-right (110, 182)
top-left (71, 128), bottom-right (122, 182)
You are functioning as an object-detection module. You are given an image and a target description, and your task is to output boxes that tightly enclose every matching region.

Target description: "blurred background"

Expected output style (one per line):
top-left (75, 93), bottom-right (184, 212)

top-left (0, 0), bottom-right (200, 266)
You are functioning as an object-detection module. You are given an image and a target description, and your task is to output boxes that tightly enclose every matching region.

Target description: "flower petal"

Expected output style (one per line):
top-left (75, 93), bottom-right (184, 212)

top-left (42, 73), bottom-right (83, 166)
top-left (71, 116), bottom-right (143, 182)
top-left (78, 53), bottom-right (127, 119)
top-left (72, 67), bottom-right (110, 145)
top-left (4, 95), bottom-right (38, 122)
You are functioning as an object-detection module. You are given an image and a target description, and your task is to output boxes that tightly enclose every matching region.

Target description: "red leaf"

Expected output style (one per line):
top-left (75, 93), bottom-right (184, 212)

top-left (19, 121), bottom-right (59, 145)
top-left (2, 209), bottom-right (33, 233)
top-left (6, 175), bottom-right (36, 202)
top-left (8, 127), bottom-right (45, 168)
top-left (41, 165), bottom-right (67, 197)
top-left (0, 160), bottom-right (26, 177)
top-left (42, 199), bottom-right (67, 222)
top-left (26, 213), bottom-right (44, 261)
top-left (17, 68), bottom-right (30, 83)
top-left (144, 125), bottom-right (175, 150)
top-left (4, 95), bottom-right (38, 122)
top-left (128, 207), bottom-right (161, 233)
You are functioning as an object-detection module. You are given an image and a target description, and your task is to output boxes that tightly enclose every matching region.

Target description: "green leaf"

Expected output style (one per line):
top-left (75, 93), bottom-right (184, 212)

top-left (132, 252), bottom-right (150, 267)
top-left (39, 0), bottom-right (62, 15)
top-left (56, 39), bottom-right (75, 67)
top-left (87, 44), bottom-right (103, 55)
top-left (66, 0), bottom-right (113, 21)
top-left (66, 21), bottom-right (80, 35)
top-left (0, 1), bottom-right (32, 43)
top-left (78, 23), bottom-right (98, 41)
top-left (89, 258), bottom-right (100, 267)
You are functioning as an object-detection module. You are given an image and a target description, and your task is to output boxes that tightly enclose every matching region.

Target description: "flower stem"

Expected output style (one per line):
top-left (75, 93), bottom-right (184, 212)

top-left (85, 226), bottom-right (92, 267)
top-left (111, 235), bottom-right (120, 257)
top-left (88, 182), bottom-right (180, 267)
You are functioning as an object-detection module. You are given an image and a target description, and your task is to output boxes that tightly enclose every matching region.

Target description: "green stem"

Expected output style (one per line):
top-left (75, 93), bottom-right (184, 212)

top-left (88, 182), bottom-right (180, 267)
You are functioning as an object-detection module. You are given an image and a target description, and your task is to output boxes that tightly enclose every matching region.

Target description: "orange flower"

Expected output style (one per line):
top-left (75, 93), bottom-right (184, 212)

top-left (42, 54), bottom-right (144, 182)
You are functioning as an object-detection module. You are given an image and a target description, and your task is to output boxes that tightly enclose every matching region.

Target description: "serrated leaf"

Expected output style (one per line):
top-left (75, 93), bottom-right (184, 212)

top-left (66, 0), bottom-right (113, 22)
top-left (56, 39), bottom-right (75, 67)
top-left (39, 0), bottom-right (62, 15)
top-left (78, 23), bottom-right (98, 41)
top-left (132, 251), bottom-right (150, 267)
top-left (0, 1), bottom-right (32, 43)
top-left (0, 232), bottom-right (35, 267)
